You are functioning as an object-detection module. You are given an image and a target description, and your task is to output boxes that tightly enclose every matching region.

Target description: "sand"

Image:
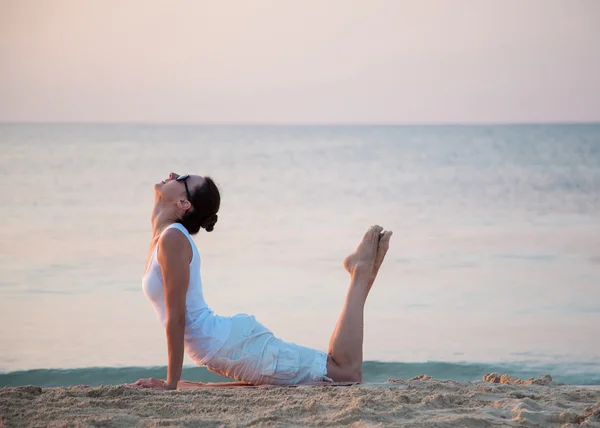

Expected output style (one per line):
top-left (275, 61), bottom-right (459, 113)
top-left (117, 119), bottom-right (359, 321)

top-left (1, 375), bottom-right (599, 427)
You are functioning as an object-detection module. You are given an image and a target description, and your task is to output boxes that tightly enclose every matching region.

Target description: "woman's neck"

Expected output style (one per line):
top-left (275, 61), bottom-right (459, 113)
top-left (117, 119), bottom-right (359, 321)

top-left (150, 204), bottom-right (177, 239)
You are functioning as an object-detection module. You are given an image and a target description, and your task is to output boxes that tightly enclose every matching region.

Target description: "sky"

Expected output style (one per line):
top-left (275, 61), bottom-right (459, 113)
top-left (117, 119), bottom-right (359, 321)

top-left (1, 0), bottom-right (599, 124)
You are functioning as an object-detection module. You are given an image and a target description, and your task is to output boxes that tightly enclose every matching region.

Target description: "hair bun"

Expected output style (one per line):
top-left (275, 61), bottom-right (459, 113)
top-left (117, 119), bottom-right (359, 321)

top-left (201, 214), bottom-right (218, 232)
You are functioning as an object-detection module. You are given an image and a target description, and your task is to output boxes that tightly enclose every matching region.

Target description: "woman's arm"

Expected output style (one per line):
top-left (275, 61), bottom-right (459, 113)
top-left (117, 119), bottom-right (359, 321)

top-left (157, 228), bottom-right (192, 389)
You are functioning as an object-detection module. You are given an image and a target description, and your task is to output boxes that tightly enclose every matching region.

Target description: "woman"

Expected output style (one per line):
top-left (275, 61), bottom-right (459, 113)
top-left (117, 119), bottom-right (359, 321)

top-left (135, 173), bottom-right (392, 389)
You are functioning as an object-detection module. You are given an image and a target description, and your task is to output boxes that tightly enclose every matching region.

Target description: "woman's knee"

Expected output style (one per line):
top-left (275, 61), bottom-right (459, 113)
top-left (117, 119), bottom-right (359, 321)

top-left (326, 357), bottom-right (362, 382)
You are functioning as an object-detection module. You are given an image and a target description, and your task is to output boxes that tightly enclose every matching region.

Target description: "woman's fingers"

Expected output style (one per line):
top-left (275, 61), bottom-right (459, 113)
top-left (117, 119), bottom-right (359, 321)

top-left (128, 378), bottom-right (173, 390)
top-left (133, 378), bottom-right (155, 387)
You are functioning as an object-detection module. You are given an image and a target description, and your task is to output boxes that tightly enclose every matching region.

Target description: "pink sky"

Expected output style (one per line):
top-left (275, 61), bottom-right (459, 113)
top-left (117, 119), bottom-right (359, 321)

top-left (1, 0), bottom-right (599, 123)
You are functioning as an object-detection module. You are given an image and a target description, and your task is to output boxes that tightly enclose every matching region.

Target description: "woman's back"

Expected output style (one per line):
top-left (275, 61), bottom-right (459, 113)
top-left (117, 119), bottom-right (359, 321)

top-left (142, 222), bottom-right (232, 365)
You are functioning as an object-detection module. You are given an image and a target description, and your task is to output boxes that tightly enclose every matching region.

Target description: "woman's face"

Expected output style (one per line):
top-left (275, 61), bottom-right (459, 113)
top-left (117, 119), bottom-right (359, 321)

top-left (154, 172), bottom-right (205, 202)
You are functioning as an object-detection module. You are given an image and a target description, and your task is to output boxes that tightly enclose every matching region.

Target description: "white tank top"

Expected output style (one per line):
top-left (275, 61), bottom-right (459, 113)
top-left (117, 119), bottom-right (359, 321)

top-left (142, 222), bottom-right (232, 366)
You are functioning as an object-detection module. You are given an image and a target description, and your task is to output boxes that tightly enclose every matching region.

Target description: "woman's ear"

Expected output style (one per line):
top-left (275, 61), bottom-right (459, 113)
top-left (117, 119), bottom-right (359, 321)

top-left (176, 199), bottom-right (192, 211)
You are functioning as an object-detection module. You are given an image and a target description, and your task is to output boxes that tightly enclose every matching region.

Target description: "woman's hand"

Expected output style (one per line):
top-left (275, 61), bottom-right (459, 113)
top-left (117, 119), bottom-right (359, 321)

top-left (132, 378), bottom-right (177, 390)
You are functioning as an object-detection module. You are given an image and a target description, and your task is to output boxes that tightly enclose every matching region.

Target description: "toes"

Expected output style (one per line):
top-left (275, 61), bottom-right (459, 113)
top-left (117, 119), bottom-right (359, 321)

top-left (366, 225), bottom-right (383, 241)
top-left (373, 226), bottom-right (384, 244)
top-left (379, 231), bottom-right (393, 248)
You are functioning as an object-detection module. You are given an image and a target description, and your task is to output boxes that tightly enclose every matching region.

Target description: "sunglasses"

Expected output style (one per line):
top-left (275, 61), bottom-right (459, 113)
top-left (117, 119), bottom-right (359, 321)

top-left (175, 174), bottom-right (193, 205)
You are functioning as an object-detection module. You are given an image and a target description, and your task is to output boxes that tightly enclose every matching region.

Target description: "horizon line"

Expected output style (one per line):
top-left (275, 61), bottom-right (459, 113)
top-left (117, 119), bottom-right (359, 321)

top-left (1, 120), bottom-right (600, 127)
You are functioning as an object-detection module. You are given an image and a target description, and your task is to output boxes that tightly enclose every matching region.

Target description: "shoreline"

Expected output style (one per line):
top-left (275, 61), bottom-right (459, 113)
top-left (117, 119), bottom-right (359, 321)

top-left (3, 360), bottom-right (600, 388)
top-left (2, 376), bottom-right (599, 427)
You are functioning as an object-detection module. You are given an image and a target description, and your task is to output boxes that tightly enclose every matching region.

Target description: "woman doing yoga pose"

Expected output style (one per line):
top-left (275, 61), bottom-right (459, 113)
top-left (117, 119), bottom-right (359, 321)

top-left (134, 173), bottom-right (392, 390)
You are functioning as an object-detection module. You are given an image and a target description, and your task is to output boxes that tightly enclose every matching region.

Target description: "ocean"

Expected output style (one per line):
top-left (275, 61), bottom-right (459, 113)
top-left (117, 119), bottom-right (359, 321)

top-left (1, 123), bottom-right (599, 387)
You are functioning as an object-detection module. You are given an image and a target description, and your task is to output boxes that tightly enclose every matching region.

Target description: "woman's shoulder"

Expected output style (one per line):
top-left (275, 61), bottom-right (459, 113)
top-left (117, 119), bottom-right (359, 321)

top-left (164, 222), bottom-right (190, 235)
top-left (158, 225), bottom-right (192, 253)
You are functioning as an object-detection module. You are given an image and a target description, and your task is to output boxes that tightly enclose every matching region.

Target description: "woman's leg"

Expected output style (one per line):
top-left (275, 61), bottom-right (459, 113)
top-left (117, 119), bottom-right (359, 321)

top-left (326, 225), bottom-right (393, 382)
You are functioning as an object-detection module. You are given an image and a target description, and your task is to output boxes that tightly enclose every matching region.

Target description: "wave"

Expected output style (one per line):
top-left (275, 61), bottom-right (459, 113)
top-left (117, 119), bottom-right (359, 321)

top-left (1, 361), bottom-right (599, 387)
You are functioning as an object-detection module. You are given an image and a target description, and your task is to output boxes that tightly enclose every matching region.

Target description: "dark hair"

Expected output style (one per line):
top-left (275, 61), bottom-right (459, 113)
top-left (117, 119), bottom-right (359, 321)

top-left (177, 176), bottom-right (220, 235)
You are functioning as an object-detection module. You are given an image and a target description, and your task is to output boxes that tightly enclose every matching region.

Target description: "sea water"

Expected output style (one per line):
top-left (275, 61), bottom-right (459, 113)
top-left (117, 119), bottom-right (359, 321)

top-left (1, 124), bottom-right (599, 386)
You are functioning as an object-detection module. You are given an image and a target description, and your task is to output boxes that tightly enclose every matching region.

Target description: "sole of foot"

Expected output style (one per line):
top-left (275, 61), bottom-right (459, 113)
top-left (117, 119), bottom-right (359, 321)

top-left (368, 230), bottom-right (393, 287)
top-left (343, 225), bottom-right (383, 277)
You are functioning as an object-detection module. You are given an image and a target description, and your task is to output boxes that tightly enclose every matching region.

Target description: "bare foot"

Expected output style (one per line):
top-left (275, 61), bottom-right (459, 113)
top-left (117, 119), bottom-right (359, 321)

top-left (369, 230), bottom-right (393, 288)
top-left (343, 225), bottom-right (382, 278)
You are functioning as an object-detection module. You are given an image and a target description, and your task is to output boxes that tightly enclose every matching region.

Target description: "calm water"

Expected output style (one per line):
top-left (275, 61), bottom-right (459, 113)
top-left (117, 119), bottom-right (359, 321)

top-left (1, 124), bottom-right (599, 385)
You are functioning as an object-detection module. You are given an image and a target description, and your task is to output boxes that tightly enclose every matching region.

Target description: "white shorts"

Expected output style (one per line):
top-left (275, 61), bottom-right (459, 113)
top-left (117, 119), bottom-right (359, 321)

top-left (204, 313), bottom-right (329, 385)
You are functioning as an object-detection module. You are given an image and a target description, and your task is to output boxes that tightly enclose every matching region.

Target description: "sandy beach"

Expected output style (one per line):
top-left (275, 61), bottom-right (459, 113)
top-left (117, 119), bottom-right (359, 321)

top-left (2, 375), bottom-right (599, 427)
